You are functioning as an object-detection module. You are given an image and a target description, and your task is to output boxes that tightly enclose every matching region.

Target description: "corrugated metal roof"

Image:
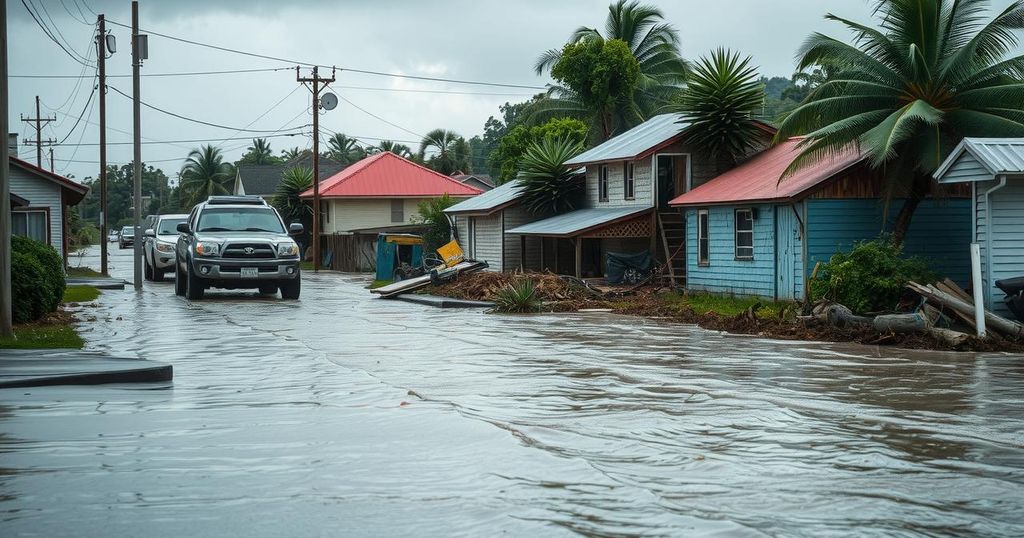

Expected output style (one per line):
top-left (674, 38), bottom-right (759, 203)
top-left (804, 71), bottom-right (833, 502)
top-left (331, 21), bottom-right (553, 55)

top-left (506, 205), bottom-right (652, 237)
top-left (669, 138), bottom-right (863, 207)
top-left (565, 114), bottom-right (688, 166)
top-left (300, 152), bottom-right (482, 198)
top-left (934, 138), bottom-right (1024, 180)
top-left (444, 179), bottom-right (524, 214)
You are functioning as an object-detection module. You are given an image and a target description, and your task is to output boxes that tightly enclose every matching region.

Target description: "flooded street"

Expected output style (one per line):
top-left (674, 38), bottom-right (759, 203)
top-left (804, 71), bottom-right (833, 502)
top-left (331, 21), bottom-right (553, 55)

top-left (3, 245), bottom-right (1024, 536)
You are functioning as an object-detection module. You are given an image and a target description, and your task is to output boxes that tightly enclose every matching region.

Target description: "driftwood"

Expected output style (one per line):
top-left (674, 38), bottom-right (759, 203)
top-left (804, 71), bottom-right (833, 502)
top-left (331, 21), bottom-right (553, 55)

top-left (874, 312), bottom-right (928, 333)
top-left (907, 281), bottom-right (1024, 340)
top-left (934, 279), bottom-right (979, 330)
top-left (812, 303), bottom-right (872, 327)
top-left (927, 327), bottom-right (973, 348)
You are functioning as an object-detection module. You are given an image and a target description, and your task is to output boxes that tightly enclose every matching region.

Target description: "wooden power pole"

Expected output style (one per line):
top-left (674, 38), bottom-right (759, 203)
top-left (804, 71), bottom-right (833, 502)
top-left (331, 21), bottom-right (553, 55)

top-left (21, 96), bottom-right (55, 168)
top-left (98, 13), bottom-right (110, 276)
top-left (131, 1), bottom-right (146, 290)
top-left (296, 66), bottom-right (335, 272)
top-left (1, 0), bottom-right (13, 338)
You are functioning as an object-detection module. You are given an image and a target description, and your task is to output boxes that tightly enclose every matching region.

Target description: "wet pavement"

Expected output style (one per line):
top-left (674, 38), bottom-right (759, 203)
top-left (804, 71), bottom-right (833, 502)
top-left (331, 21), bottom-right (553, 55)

top-left (2, 245), bottom-right (1024, 536)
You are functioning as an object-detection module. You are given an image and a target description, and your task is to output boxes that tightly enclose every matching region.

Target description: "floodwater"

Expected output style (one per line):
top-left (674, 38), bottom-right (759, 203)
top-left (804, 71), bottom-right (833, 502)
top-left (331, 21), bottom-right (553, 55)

top-left (2, 246), bottom-right (1023, 537)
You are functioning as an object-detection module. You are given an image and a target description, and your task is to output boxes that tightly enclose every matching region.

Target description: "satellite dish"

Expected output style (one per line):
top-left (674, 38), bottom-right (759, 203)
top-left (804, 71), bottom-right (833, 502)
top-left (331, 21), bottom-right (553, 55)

top-left (320, 92), bottom-right (338, 111)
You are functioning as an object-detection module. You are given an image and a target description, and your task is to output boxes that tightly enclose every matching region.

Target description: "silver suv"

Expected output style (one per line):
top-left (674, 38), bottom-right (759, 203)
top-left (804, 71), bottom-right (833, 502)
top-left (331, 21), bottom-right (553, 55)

top-left (143, 214), bottom-right (188, 281)
top-left (174, 196), bottom-right (303, 300)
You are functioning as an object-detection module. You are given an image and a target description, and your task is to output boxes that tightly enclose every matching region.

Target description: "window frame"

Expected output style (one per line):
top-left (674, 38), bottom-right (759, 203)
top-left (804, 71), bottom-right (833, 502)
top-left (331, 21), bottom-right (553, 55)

top-left (11, 208), bottom-right (50, 244)
top-left (598, 165), bottom-right (609, 202)
top-left (390, 199), bottom-right (404, 223)
top-left (623, 161), bottom-right (635, 200)
top-left (734, 208), bottom-right (754, 261)
top-left (697, 209), bottom-right (710, 267)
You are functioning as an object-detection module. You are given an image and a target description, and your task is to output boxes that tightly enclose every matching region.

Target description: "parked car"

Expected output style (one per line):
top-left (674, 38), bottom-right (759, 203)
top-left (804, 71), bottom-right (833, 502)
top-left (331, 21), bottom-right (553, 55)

top-left (174, 196), bottom-right (303, 300)
top-left (143, 214), bottom-right (188, 282)
top-left (118, 225), bottom-right (135, 249)
top-left (107, 229), bottom-right (119, 242)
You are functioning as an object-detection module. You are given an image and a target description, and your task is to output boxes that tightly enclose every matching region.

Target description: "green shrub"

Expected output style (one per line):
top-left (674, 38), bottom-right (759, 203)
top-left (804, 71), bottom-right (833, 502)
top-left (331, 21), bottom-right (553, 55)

top-left (11, 236), bottom-right (66, 323)
top-left (809, 237), bottom-right (937, 314)
top-left (493, 278), bottom-right (543, 313)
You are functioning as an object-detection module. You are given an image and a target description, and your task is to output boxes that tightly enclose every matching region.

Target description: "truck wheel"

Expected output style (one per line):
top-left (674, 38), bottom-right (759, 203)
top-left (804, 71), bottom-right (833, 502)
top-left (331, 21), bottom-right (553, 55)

top-left (174, 257), bottom-right (187, 296)
top-left (258, 285), bottom-right (278, 295)
top-left (152, 265), bottom-right (164, 282)
top-left (185, 264), bottom-right (205, 300)
top-left (144, 258), bottom-right (153, 281)
top-left (280, 277), bottom-right (300, 300)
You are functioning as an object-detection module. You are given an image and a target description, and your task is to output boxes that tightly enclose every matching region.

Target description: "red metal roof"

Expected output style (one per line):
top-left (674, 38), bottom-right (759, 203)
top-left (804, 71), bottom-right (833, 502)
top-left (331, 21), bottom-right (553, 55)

top-left (10, 156), bottom-right (89, 204)
top-left (669, 138), bottom-right (864, 207)
top-left (300, 152), bottom-right (482, 198)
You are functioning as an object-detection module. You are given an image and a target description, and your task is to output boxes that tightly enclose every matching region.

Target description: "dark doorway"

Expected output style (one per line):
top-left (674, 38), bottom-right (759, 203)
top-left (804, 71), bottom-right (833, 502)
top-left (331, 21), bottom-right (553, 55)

top-left (657, 155), bottom-right (690, 208)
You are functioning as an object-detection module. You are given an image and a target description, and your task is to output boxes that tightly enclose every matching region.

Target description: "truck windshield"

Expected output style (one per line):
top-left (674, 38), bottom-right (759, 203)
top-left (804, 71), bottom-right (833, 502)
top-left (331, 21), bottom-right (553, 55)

top-left (197, 207), bottom-right (285, 233)
top-left (121, 226), bottom-right (134, 235)
top-left (157, 218), bottom-right (186, 235)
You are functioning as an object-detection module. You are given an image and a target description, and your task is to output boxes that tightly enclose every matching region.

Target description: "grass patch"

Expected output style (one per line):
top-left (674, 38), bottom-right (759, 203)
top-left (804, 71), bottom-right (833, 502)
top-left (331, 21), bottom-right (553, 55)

top-left (63, 285), bottom-right (100, 303)
top-left (0, 323), bottom-right (84, 349)
top-left (369, 279), bottom-right (392, 289)
top-left (299, 261), bottom-right (314, 271)
top-left (665, 292), bottom-right (789, 319)
top-left (66, 266), bottom-right (103, 278)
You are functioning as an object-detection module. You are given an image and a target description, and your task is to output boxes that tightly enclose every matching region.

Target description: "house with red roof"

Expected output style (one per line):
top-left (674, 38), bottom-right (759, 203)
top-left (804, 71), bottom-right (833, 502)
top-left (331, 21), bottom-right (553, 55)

top-left (9, 155), bottom-right (89, 263)
top-left (299, 151), bottom-right (481, 269)
top-left (669, 138), bottom-right (972, 300)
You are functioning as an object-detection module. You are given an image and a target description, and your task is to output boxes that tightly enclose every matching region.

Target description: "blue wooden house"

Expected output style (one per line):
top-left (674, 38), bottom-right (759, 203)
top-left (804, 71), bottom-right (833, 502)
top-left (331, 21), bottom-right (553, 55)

top-left (668, 138), bottom-right (972, 301)
top-left (934, 138), bottom-right (1024, 316)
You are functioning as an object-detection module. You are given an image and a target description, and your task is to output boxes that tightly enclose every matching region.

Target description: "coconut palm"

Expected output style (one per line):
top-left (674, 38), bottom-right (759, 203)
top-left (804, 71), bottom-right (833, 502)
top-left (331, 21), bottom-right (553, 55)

top-left (373, 140), bottom-right (414, 159)
top-left (179, 145), bottom-right (234, 207)
top-left (280, 146), bottom-right (302, 161)
top-left (272, 167), bottom-right (314, 250)
top-left (534, 0), bottom-right (688, 136)
top-left (327, 133), bottom-right (367, 165)
top-left (419, 129), bottom-right (470, 175)
top-left (675, 48), bottom-right (765, 165)
top-left (516, 136), bottom-right (586, 214)
top-left (241, 138), bottom-right (276, 165)
top-left (776, 0), bottom-right (1024, 244)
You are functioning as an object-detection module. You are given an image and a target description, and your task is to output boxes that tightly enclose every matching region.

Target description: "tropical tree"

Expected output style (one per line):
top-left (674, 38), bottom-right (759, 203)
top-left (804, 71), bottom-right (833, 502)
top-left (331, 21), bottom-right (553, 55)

top-left (419, 129), bottom-right (470, 175)
top-left (280, 146), bottom-right (303, 161)
top-left (413, 194), bottom-right (458, 252)
top-left (327, 133), bottom-right (367, 165)
top-left (675, 48), bottom-right (766, 165)
top-left (535, 0), bottom-right (688, 134)
top-left (238, 138), bottom-right (279, 165)
top-left (179, 145), bottom-right (234, 207)
top-left (373, 140), bottom-right (414, 159)
top-left (489, 117), bottom-right (589, 181)
top-left (517, 136), bottom-right (586, 214)
top-left (272, 167), bottom-right (314, 250)
top-left (776, 0), bottom-right (1024, 244)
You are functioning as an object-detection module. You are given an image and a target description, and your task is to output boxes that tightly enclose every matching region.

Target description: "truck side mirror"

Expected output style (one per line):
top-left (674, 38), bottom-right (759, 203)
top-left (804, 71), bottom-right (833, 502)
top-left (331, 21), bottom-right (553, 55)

top-left (288, 223), bottom-right (304, 235)
top-left (144, 228), bottom-right (156, 238)
top-left (176, 222), bottom-right (191, 234)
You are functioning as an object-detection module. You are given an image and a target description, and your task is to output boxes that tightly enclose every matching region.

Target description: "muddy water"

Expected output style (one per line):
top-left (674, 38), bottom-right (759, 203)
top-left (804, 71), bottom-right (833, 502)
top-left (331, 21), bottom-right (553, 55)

top-left (1, 246), bottom-right (1023, 536)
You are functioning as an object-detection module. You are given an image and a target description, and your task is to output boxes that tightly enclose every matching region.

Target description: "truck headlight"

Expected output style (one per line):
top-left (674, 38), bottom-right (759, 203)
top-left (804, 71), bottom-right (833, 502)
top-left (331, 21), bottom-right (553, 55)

top-left (156, 241), bottom-right (175, 253)
top-left (277, 241), bottom-right (299, 257)
top-left (195, 242), bottom-right (220, 256)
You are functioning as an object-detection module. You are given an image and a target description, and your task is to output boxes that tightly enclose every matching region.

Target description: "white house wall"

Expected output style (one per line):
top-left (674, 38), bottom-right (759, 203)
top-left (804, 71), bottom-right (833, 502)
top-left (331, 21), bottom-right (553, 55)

top-left (10, 165), bottom-right (63, 257)
top-left (323, 198), bottom-right (429, 233)
top-left (470, 213), bottom-right (503, 271)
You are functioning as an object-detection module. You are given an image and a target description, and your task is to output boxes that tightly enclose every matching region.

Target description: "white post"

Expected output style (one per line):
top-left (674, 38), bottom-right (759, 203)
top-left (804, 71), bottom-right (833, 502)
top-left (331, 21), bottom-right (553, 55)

top-left (970, 243), bottom-right (987, 338)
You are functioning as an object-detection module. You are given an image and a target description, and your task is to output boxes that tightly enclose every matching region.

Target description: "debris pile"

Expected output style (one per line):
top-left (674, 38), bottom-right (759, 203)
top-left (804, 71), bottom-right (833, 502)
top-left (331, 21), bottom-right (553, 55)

top-left (428, 272), bottom-right (600, 305)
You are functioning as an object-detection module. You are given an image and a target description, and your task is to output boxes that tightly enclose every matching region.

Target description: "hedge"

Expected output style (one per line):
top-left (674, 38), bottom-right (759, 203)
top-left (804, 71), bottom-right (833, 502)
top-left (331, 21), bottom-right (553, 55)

top-left (11, 236), bottom-right (65, 323)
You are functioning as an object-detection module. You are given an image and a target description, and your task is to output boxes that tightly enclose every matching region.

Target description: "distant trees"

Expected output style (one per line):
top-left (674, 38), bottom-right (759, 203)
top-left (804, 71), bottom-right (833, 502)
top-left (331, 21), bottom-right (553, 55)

top-left (326, 133), bottom-right (367, 166)
top-left (280, 146), bottom-right (303, 161)
top-left (237, 138), bottom-right (281, 165)
top-left (371, 140), bottom-right (414, 159)
top-left (489, 117), bottom-right (589, 182)
top-left (179, 145), bottom-right (234, 207)
top-left (419, 129), bottom-right (470, 175)
top-left (272, 167), bottom-right (314, 250)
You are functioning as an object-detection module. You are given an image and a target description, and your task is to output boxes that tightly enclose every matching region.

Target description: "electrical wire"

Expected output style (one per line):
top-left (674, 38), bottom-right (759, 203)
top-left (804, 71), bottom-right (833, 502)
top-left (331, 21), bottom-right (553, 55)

top-left (53, 75), bottom-right (98, 146)
top-left (105, 19), bottom-right (546, 90)
top-left (336, 94), bottom-right (425, 140)
top-left (22, 0), bottom-right (94, 66)
top-left (10, 67), bottom-right (294, 79)
top-left (52, 132), bottom-right (309, 147)
top-left (211, 85), bottom-right (304, 151)
top-left (58, 0), bottom-right (91, 25)
top-left (59, 84), bottom-right (99, 172)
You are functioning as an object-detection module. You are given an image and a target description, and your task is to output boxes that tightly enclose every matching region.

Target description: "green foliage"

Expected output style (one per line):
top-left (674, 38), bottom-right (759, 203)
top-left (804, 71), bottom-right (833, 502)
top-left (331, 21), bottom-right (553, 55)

top-left (327, 133), bottom-right (367, 165)
top-left (517, 136), bottom-right (586, 214)
top-left (11, 236), bottom-right (66, 323)
top-left (775, 0), bottom-right (1024, 241)
top-left (414, 194), bottom-right (458, 252)
top-left (77, 162), bottom-right (174, 227)
top-left (677, 48), bottom-right (765, 163)
top-left (272, 167), bottom-right (314, 250)
top-left (63, 286), bottom-right (101, 303)
top-left (419, 129), bottom-right (471, 175)
top-left (493, 279), bottom-right (543, 313)
top-left (489, 117), bottom-right (589, 181)
top-left (238, 138), bottom-right (282, 165)
top-left (0, 324), bottom-right (84, 349)
top-left (280, 146), bottom-right (303, 161)
top-left (179, 145), bottom-right (234, 208)
top-left (550, 38), bottom-right (642, 141)
top-left (372, 140), bottom-right (414, 159)
top-left (809, 238), bottom-right (938, 314)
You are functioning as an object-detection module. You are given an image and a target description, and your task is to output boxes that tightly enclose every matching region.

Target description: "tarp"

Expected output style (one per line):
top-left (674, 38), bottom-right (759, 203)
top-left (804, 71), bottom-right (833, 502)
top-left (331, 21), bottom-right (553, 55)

top-left (605, 250), bottom-right (654, 284)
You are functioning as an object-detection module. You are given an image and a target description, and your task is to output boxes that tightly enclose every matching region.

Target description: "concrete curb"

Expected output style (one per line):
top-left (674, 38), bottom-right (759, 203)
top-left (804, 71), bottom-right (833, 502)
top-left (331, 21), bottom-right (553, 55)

top-left (0, 351), bottom-right (172, 388)
top-left (395, 294), bottom-right (495, 309)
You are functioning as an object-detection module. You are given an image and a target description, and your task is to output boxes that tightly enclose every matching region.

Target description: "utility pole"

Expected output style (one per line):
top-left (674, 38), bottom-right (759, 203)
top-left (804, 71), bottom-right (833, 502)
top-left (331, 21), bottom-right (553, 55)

top-left (20, 96), bottom-right (56, 168)
top-left (1, 0), bottom-right (14, 339)
top-left (48, 147), bottom-right (54, 171)
top-left (97, 13), bottom-right (111, 276)
top-left (131, 1), bottom-right (146, 290)
top-left (296, 65), bottom-right (335, 272)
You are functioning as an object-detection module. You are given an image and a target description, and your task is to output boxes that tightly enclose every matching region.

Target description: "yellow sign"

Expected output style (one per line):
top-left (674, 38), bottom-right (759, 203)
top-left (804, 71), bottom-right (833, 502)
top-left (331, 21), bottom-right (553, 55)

top-left (436, 240), bottom-right (465, 267)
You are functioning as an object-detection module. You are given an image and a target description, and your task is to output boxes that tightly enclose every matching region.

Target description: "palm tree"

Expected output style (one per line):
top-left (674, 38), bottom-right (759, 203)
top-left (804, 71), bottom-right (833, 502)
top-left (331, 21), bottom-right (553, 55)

top-left (419, 129), bottom-right (470, 175)
top-left (242, 138), bottom-right (275, 165)
top-left (517, 136), bottom-right (586, 214)
top-left (373, 140), bottom-right (414, 159)
top-left (272, 167), bottom-right (314, 250)
top-left (534, 0), bottom-right (688, 137)
top-left (776, 0), bottom-right (1024, 244)
top-left (179, 145), bottom-right (234, 207)
top-left (280, 146), bottom-right (302, 161)
top-left (327, 133), bottom-right (366, 166)
top-left (675, 48), bottom-right (765, 165)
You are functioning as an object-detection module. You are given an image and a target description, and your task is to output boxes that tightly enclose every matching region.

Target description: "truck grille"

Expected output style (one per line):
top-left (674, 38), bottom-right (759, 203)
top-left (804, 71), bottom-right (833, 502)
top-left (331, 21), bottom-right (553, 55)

top-left (222, 243), bottom-right (275, 259)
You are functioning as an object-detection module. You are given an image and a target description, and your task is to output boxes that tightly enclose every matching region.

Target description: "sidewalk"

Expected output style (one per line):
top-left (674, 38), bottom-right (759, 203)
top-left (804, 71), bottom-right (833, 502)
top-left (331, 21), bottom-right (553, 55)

top-left (0, 350), bottom-right (172, 388)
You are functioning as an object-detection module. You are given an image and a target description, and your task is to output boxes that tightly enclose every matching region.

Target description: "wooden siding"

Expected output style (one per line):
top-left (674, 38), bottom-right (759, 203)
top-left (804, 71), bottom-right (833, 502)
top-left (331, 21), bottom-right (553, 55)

top-left (468, 213), bottom-right (503, 271)
top-left (9, 165), bottom-right (63, 257)
top-left (502, 205), bottom-right (545, 270)
top-left (324, 198), bottom-right (429, 233)
top-left (978, 180), bottom-right (1024, 315)
top-left (685, 204), bottom-right (778, 298)
top-left (805, 198), bottom-right (973, 285)
top-left (585, 159), bottom-right (654, 208)
top-left (942, 152), bottom-right (991, 183)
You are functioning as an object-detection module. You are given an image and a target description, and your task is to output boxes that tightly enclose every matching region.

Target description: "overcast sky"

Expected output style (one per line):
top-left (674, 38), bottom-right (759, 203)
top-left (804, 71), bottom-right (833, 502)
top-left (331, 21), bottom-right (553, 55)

top-left (6, 0), bottom-right (1020, 182)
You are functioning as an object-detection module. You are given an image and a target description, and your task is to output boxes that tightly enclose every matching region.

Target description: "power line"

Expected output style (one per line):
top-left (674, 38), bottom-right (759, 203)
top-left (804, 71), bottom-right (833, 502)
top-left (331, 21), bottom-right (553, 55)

top-left (53, 75), bottom-right (98, 146)
top-left (21, 0), bottom-right (94, 67)
top-left (52, 132), bottom-right (309, 147)
top-left (105, 19), bottom-right (547, 90)
top-left (337, 94), bottom-right (425, 140)
top-left (211, 85), bottom-right (304, 151)
top-left (107, 85), bottom-right (309, 134)
top-left (10, 67), bottom-right (294, 79)
top-left (58, 0), bottom-right (91, 25)
top-left (59, 81), bottom-right (99, 172)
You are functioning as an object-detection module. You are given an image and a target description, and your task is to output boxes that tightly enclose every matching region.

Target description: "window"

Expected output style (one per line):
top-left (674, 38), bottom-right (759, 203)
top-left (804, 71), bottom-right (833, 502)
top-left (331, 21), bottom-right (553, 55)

top-left (320, 201), bottom-right (330, 225)
top-left (12, 210), bottom-right (48, 243)
top-left (623, 161), bottom-right (635, 200)
top-left (735, 208), bottom-right (754, 260)
top-left (697, 209), bottom-right (709, 266)
top-left (197, 207), bottom-right (285, 233)
top-left (466, 217), bottom-right (476, 258)
top-left (391, 199), bottom-right (404, 223)
top-left (598, 165), bottom-right (609, 202)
